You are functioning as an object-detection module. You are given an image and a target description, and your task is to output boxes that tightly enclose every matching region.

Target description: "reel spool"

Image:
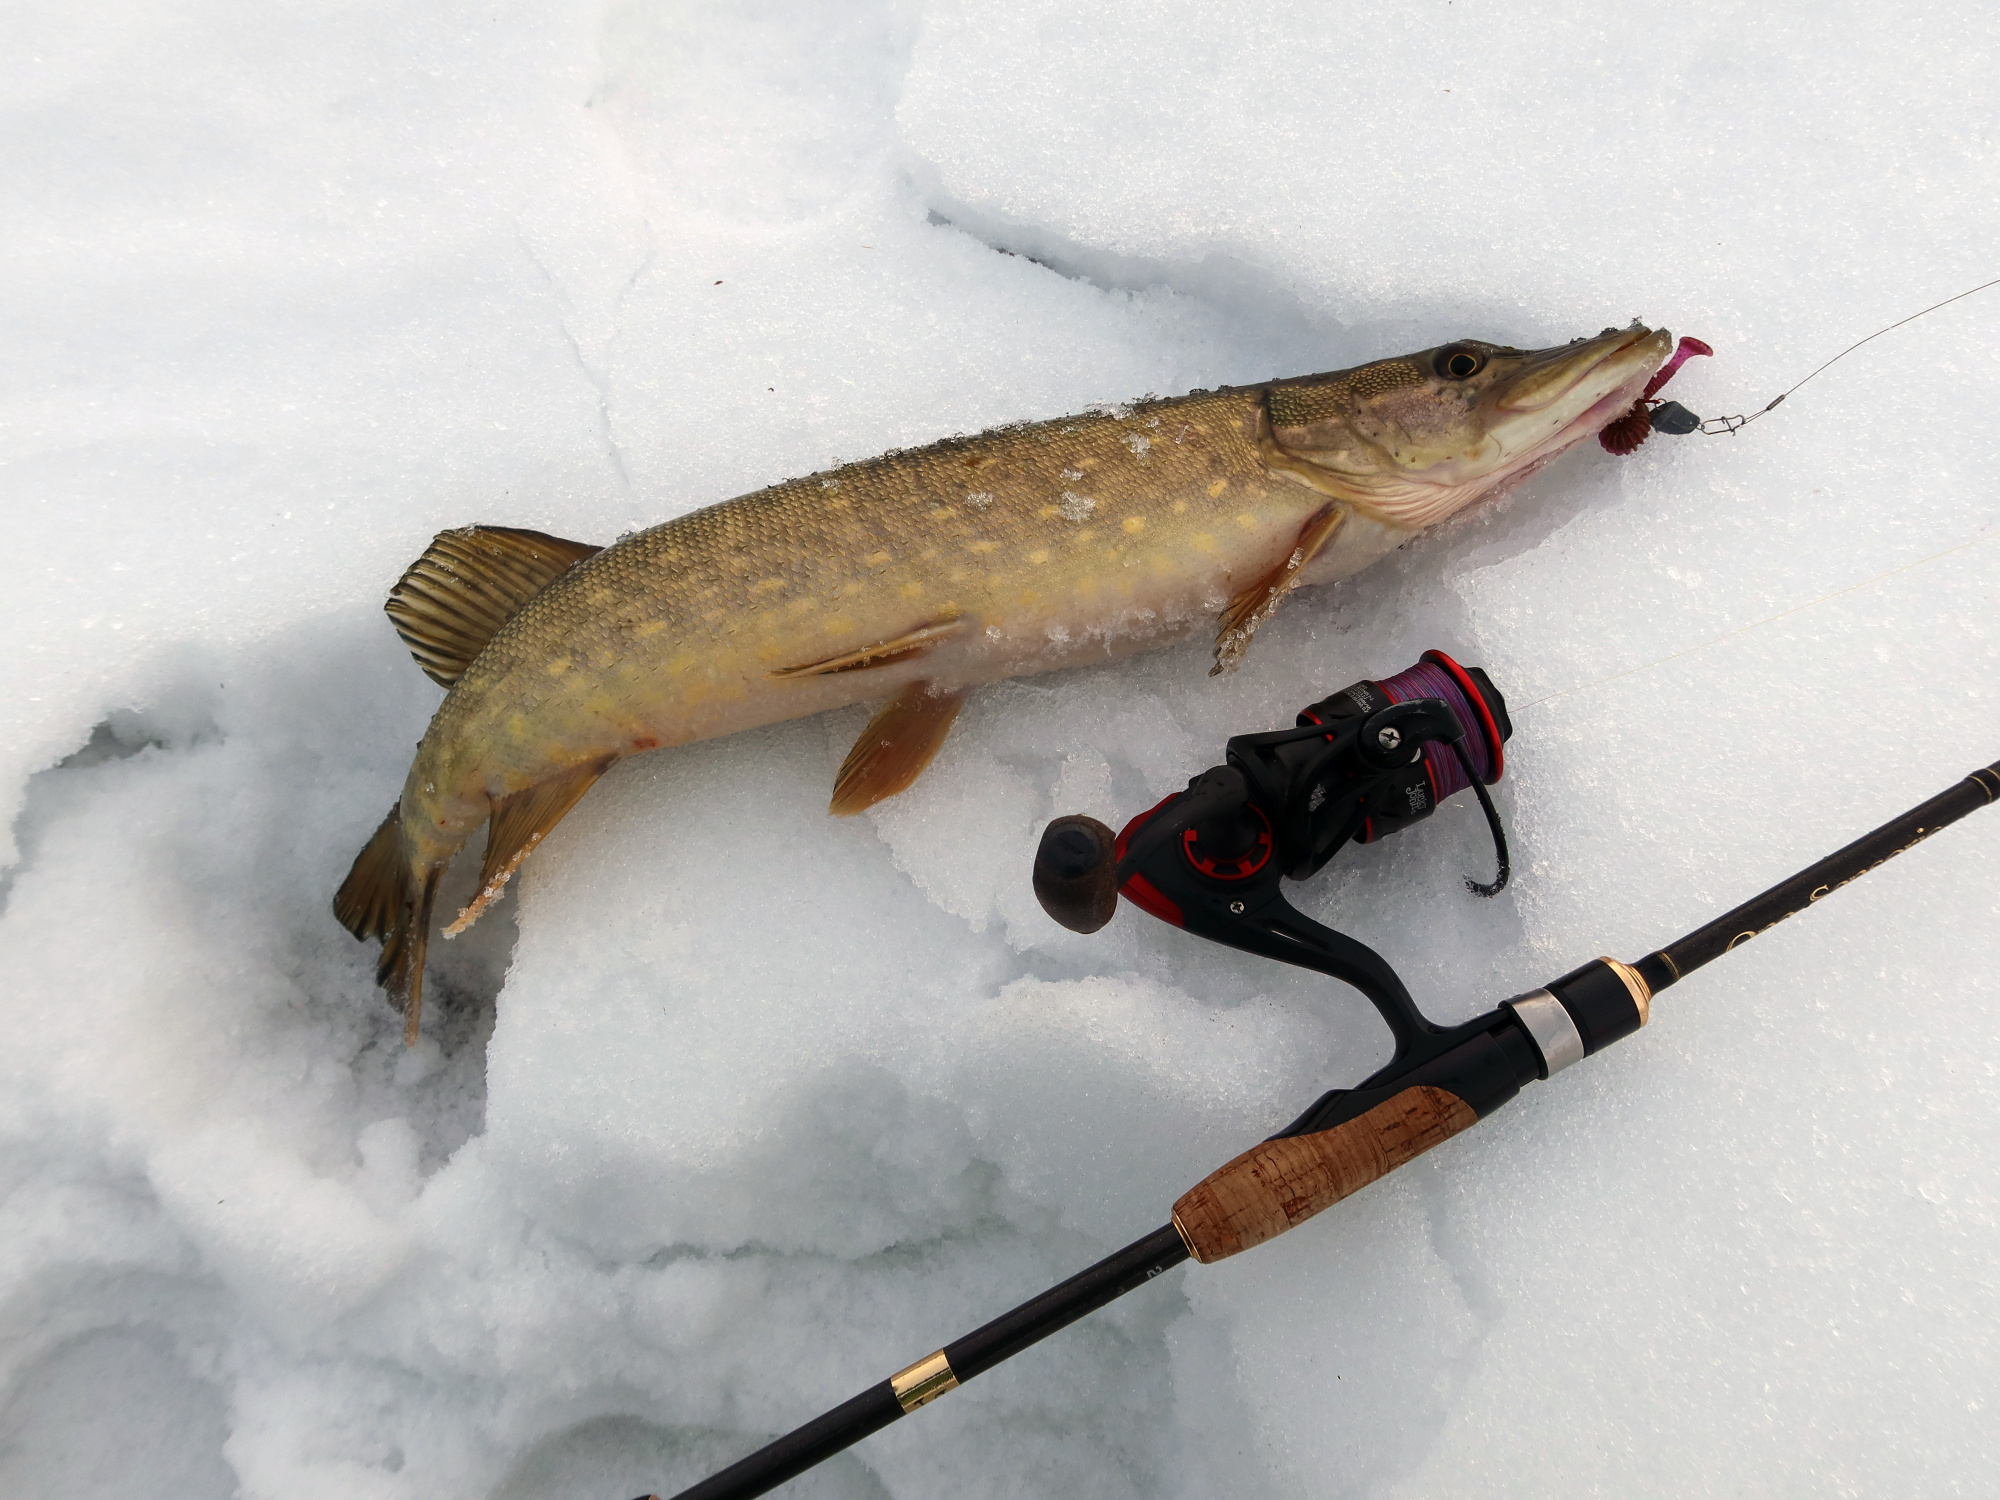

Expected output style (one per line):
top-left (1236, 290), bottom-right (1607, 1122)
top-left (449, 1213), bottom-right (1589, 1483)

top-left (1034, 651), bottom-right (1512, 1070)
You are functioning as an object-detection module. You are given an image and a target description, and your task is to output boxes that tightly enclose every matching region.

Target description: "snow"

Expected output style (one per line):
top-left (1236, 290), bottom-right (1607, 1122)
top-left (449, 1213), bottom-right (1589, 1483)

top-left (4, 2), bottom-right (1997, 1497)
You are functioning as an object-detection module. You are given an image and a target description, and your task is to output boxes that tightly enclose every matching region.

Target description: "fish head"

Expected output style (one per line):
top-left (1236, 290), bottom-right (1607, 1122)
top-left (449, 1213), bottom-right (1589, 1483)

top-left (1264, 323), bottom-right (1675, 528)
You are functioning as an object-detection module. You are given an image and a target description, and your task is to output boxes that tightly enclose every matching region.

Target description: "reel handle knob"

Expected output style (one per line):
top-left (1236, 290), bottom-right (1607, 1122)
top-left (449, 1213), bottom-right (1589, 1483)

top-left (1033, 815), bottom-right (1121, 933)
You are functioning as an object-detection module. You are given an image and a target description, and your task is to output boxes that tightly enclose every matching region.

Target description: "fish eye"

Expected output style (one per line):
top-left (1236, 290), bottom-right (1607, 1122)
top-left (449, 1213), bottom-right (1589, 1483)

top-left (1436, 346), bottom-right (1485, 380)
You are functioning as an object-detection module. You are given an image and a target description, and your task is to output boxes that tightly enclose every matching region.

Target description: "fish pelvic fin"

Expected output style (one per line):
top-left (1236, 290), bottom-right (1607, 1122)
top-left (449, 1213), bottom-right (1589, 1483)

top-left (444, 758), bottom-right (615, 938)
top-left (333, 805), bottom-right (442, 1046)
top-left (386, 526), bottom-right (602, 688)
top-left (1211, 503), bottom-right (1346, 676)
top-left (767, 617), bottom-right (968, 680)
top-left (830, 681), bottom-right (965, 816)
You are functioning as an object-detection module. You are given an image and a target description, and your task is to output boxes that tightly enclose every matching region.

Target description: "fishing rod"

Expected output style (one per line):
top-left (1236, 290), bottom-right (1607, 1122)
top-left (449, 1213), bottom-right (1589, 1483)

top-left (636, 653), bottom-right (1997, 1500)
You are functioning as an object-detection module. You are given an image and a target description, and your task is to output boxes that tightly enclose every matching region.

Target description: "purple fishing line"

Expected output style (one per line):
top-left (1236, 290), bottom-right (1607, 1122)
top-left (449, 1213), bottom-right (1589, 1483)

top-left (1376, 659), bottom-right (1491, 798)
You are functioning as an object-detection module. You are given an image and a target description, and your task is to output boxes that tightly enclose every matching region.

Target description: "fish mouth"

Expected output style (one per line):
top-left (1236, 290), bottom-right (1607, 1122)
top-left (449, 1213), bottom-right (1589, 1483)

top-left (1496, 324), bottom-right (1666, 414)
top-left (1475, 322), bottom-right (1673, 478)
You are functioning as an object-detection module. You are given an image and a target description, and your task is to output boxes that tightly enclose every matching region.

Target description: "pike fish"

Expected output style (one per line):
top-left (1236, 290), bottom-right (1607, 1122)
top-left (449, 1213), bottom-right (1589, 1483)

top-left (338, 323), bottom-right (1672, 1039)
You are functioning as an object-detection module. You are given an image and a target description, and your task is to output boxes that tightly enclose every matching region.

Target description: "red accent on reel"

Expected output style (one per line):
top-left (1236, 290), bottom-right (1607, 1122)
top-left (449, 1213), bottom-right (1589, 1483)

top-left (1121, 873), bottom-right (1184, 926)
top-left (1115, 796), bottom-right (1186, 927)
top-left (1180, 805), bottom-right (1273, 881)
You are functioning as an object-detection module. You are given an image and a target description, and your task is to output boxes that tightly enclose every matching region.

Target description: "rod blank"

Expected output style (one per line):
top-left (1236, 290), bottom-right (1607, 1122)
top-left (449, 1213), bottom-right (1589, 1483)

top-left (648, 1225), bottom-right (1188, 1500)
top-left (1637, 760), bottom-right (1999, 993)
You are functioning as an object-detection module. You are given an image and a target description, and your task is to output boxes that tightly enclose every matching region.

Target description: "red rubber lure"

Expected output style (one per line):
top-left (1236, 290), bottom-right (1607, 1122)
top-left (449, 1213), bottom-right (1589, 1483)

top-left (1600, 335), bottom-right (1713, 454)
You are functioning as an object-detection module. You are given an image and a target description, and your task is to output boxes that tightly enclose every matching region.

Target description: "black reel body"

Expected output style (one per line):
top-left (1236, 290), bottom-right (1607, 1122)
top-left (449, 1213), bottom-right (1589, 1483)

top-left (1034, 651), bottom-right (1513, 1084)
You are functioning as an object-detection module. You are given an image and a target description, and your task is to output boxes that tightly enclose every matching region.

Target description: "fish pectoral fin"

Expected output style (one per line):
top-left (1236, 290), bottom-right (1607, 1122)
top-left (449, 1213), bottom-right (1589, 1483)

top-left (830, 682), bottom-right (965, 816)
top-left (445, 757), bottom-right (614, 938)
top-left (768, 617), bottom-right (968, 680)
top-left (1211, 503), bottom-right (1346, 677)
top-left (386, 525), bottom-right (602, 687)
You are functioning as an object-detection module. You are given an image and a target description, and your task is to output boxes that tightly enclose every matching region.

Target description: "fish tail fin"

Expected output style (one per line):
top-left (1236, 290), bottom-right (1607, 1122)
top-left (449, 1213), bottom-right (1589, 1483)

top-left (334, 804), bottom-right (443, 1046)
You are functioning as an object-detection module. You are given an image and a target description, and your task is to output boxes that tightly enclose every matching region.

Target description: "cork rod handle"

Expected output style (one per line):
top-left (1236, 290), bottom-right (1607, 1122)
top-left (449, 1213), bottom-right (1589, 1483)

top-left (1171, 1085), bottom-right (1479, 1263)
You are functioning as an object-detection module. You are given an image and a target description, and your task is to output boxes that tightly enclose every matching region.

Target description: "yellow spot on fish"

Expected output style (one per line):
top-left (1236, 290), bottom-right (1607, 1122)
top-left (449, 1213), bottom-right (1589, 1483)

top-left (843, 579), bottom-right (867, 595)
top-left (1075, 575), bottom-right (1099, 598)
top-left (1172, 499), bottom-right (1188, 514)
top-left (752, 577), bottom-right (787, 594)
top-left (1038, 505), bottom-right (1060, 519)
top-left (1235, 513), bottom-right (1260, 530)
top-left (507, 714), bottom-right (531, 740)
top-left (1027, 549), bottom-right (1050, 564)
top-left (868, 550), bottom-right (893, 567)
top-left (899, 581), bottom-right (925, 599)
top-left (1192, 532), bottom-right (1217, 553)
top-left (667, 653), bottom-right (697, 674)
top-left (929, 507), bottom-right (955, 520)
top-left (1122, 517), bottom-right (1145, 535)
top-left (545, 658), bottom-right (571, 676)
top-left (787, 597), bottom-right (817, 614)
top-left (635, 620), bottom-right (667, 639)
top-left (967, 539), bottom-right (997, 554)
top-left (1209, 479), bottom-right (1228, 498)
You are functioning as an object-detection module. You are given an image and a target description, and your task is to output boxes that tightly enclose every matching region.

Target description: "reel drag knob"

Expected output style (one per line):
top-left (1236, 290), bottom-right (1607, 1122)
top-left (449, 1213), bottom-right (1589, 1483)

top-left (1034, 815), bottom-right (1121, 933)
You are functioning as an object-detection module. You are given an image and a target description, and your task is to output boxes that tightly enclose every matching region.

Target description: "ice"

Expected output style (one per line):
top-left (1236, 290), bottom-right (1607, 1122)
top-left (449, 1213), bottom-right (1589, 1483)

top-left (4, 1), bottom-right (1997, 1497)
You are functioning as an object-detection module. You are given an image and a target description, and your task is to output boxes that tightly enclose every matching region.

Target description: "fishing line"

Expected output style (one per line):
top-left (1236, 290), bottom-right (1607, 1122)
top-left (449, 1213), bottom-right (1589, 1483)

top-left (1372, 657), bottom-right (1510, 896)
top-left (1513, 522), bottom-right (1997, 716)
top-left (1374, 657), bottom-right (1497, 794)
top-left (1555, 276), bottom-right (2000, 706)
top-left (1695, 276), bottom-right (2000, 436)
top-left (1612, 276), bottom-right (2000, 447)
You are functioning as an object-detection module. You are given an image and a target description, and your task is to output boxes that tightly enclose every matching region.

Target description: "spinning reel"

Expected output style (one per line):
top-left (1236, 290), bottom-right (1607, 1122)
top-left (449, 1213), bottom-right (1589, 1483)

top-left (1033, 651), bottom-right (1513, 1095)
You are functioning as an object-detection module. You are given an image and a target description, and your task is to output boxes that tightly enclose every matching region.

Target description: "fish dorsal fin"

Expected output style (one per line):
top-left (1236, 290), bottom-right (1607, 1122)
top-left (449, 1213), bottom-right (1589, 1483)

top-left (829, 681), bottom-right (965, 815)
top-left (444, 757), bottom-right (614, 937)
top-left (386, 526), bottom-right (601, 687)
top-left (768, 616), bottom-right (968, 680)
top-left (1211, 503), bottom-right (1345, 676)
